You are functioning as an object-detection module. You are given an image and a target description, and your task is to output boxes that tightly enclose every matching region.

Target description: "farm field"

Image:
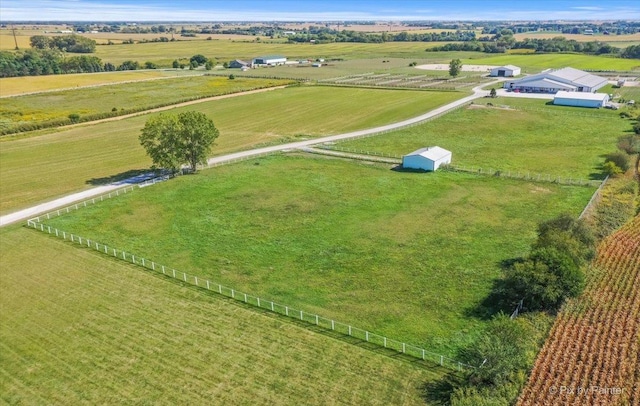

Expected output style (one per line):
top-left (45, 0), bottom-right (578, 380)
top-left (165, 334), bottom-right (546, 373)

top-left (0, 69), bottom-right (204, 97)
top-left (518, 215), bottom-right (640, 406)
top-left (0, 76), bottom-right (292, 129)
top-left (337, 97), bottom-right (630, 180)
top-left (0, 86), bottom-right (463, 214)
top-left (44, 154), bottom-right (596, 357)
top-left (512, 31), bottom-right (640, 46)
top-left (463, 53), bottom-right (640, 72)
top-left (0, 225), bottom-right (441, 405)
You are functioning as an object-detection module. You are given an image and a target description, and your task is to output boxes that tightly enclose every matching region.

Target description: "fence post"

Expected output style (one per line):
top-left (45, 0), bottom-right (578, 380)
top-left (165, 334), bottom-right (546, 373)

top-left (195, 276), bottom-right (198, 286)
top-left (206, 280), bottom-right (210, 290)
top-left (348, 326), bottom-right (352, 336)
top-left (440, 355), bottom-right (444, 365)
top-left (183, 273), bottom-right (187, 282)
top-left (402, 343), bottom-right (406, 353)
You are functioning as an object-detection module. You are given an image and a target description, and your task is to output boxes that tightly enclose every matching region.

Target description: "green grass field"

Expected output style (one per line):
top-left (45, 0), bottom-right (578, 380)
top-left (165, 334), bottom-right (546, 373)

top-left (0, 70), bottom-right (204, 97)
top-left (0, 86), bottom-right (463, 215)
top-left (0, 76), bottom-right (292, 128)
top-left (463, 53), bottom-right (640, 72)
top-left (44, 154), bottom-right (596, 357)
top-left (0, 225), bottom-right (441, 405)
top-left (338, 97), bottom-right (632, 180)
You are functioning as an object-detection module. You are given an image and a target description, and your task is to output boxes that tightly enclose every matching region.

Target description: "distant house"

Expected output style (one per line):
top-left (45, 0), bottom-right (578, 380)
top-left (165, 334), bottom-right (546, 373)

top-left (402, 146), bottom-right (452, 171)
top-left (229, 60), bottom-right (250, 69)
top-left (503, 67), bottom-right (607, 94)
top-left (252, 55), bottom-right (287, 66)
top-left (490, 65), bottom-right (521, 77)
top-left (553, 91), bottom-right (610, 108)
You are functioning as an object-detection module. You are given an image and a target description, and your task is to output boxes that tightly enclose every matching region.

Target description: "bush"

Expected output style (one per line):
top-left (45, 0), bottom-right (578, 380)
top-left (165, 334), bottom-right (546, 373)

top-left (603, 161), bottom-right (624, 176)
top-left (605, 151), bottom-right (630, 172)
top-left (228, 74), bottom-right (235, 80)
top-left (68, 113), bottom-right (80, 123)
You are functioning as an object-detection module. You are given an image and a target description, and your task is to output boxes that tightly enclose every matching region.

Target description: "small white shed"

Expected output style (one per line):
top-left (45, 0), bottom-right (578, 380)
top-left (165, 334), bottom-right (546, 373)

top-left (402, 146), bottom-right (452, 171)
top-left (553, 91), bottom-right (610, 108)
top-left (490, 65), bottom-right (521, 77)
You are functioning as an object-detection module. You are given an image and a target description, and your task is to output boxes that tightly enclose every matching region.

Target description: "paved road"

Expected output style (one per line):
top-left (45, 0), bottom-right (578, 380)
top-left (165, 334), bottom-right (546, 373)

top-left (0, 81), bottom-right (500, 227)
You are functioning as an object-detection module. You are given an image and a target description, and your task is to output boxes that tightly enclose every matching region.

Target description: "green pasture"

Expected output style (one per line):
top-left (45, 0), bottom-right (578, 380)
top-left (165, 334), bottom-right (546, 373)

top-left (45, 155), bottom-right (595, 357)
top-left (0, 86), bottom-right (463, 214)
top-left (601, 83), bottom-right (640, 103)
top-left (0, 76), bottom-right (292, 128)
top-left (92, 39), bottom-right (470, 66)
top-left (463, 53), bottom-right (640, 72)
top-left (0, 69), bottom-right (203, 97)
top-left (339, 97), bottom-right (631, 180)
top-left (0, 225), bottom-right (440, 405)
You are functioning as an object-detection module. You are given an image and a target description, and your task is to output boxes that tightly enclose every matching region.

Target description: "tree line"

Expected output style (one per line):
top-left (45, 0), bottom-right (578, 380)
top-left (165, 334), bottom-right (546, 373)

top-left (0, 49), bottom-right (142, 77)
top-left (428, 35), bottom-right (634, 56)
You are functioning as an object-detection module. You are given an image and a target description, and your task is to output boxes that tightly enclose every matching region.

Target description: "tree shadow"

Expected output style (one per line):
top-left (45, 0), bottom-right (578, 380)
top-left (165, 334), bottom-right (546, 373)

top-left (464, 257), bottom-right (526, 321)
top-left (85, 169), bottom-right (154, 186)
top-left (420, 372), bottom-right (466, 405)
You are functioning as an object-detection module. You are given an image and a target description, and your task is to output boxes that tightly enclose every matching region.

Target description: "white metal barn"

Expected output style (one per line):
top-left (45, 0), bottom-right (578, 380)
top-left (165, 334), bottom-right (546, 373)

top-left (402, 146), bottom-right (452, 171)
top-left (553, 91), bottom-right (610, 108)
top-left (252, 55), bottom-right (287, 66)
top-left (490, 65), bottom-right (521, 77)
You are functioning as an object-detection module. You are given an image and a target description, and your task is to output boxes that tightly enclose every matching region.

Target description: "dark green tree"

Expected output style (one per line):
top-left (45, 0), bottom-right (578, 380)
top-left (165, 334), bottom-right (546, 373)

top-left (449, 58), bottom-right (462, 77)
top-left (190, 54), bottom-right (208, 65)
top-left (489, 88), bottom-right (497, 98)
top-left (139, 112), bottom-right (219, 173)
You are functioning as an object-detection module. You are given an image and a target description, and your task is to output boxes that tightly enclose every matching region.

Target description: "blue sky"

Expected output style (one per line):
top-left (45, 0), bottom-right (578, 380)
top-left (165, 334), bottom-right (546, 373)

top-left (2, 0), bottom-right (640, 21)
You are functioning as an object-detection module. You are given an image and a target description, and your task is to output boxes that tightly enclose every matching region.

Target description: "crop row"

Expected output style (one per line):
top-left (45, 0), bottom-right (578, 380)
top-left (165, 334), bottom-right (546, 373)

top-left (518, 216), bottom-right (640, 406)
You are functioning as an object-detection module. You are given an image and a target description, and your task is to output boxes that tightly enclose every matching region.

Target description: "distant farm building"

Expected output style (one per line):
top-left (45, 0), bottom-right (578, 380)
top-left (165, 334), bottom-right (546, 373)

top-left (553, 91), bottom-right (610, 108)
top-left (229, 60), bottom-right (250, 69)
top-left (252, 55), bottom-right (287, 66)
top-left (503, 67), bottom-right (607, 94)
top-left (402, 147), bottom-right (452, 171)
top-left (490, 65), bottom-right (521, 77)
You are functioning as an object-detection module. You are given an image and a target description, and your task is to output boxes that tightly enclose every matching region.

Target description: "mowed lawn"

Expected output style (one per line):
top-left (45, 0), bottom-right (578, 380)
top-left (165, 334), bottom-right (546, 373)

top-left (0, 76), bottom-right (292, 128)
top-left (463, 53), bottom-right (640, 72)
top-left (0, 86), bottom-right (463, 215)
top-left (339, 98), bottom-right (631, 180)
top-left (45, 155), bottom-right (596, 356)
top-left (0, 226), bottom-right (441, 405)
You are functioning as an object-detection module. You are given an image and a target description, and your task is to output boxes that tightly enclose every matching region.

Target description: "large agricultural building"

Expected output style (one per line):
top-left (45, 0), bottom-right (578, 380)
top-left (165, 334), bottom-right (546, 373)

top-left (252, 55), bottom-right (287, 66)
top-left (402, 146), bottom-right (452, 171)
top-left (503, 67), bottom-right (607, 94)
top-left (553, 91), bottom-right (610, 108)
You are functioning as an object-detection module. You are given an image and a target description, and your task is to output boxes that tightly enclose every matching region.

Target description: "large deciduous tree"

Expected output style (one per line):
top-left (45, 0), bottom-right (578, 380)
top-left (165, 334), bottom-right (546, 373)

top-left (449, 58), bottom-right (462, 77)
top-left (139, 112), bottom-right (219, 174)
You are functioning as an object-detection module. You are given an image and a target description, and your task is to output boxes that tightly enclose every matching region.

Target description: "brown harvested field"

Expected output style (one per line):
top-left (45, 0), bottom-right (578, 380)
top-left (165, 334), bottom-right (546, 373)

top-left (517, 215), bottom-right (640, 406)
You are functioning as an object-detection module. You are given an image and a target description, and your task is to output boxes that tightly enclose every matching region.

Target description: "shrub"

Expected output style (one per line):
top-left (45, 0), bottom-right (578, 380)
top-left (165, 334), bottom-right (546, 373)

top-left (68, 113), bottom-right (80, 123)
top-left (603, 161), bottom-right (624, 176)
top-left (605, 151), bottom-right (630, 172)
top-left (228, 74), bottom-right (235, 80)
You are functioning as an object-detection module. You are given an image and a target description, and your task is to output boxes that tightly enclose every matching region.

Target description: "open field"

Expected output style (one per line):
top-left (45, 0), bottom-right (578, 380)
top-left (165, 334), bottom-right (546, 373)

top-left (337, 97), bottom-right (631, 180)
top-left (0, 76), bottom-right (292, 128)
top-left (513, 31), bottom-right (640, 46)
top-left (0, 225), bottom-right (442, 405)
top-left (463, 53), bottom-right (640, 72)
top-left (45, 154), bottom-right (596, 357)
top-left (0, 86), bottom-right (464, 214)
top-left (0, 69), bottom-right (205, 97)
top-left (518, 215), bottom-right (640, 406)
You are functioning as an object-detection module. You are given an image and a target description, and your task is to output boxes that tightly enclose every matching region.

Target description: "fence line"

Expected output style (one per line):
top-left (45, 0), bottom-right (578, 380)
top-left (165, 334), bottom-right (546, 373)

top-left (443, 165), bottom-right (602, 187)
top-left (579, 175), bottom-right (610, 219)
top-left (25, 217), bottom-right (474, 372)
